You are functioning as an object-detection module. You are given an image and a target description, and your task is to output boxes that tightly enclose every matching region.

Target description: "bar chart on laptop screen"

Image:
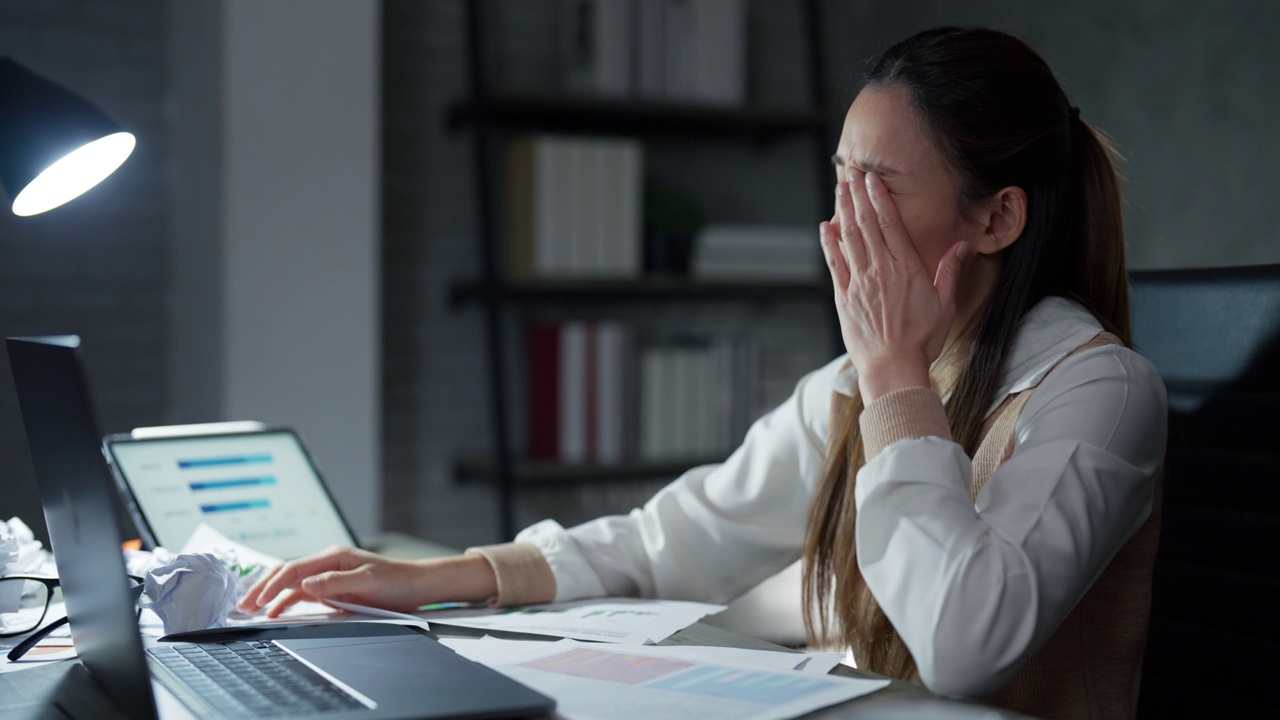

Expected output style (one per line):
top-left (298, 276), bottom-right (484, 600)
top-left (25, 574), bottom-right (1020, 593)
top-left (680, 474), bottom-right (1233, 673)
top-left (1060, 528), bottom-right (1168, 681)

top-left (181, 452), bottom-right (278, 517)
top-left (109, 432), bottom-right (353, 560)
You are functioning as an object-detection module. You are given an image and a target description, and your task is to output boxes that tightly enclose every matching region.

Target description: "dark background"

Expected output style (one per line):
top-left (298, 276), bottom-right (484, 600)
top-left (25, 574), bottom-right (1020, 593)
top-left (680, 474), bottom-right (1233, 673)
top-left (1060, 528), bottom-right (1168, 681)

top-left (2, 0), bottom-right (1278, 551)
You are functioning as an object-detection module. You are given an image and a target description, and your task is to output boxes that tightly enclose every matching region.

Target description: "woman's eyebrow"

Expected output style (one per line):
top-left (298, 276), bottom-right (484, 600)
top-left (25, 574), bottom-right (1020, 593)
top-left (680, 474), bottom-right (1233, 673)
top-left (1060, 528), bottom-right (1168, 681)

top-left (830, 154), bottom-right (899, 177)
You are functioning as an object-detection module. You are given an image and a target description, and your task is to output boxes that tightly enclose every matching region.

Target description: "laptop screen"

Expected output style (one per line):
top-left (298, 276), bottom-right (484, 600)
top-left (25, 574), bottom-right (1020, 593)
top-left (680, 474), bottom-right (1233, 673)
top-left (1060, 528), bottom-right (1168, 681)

top-left (105, 430), bottom-right (357, 560)
top-left (7, 335), bottom-right (159, 719)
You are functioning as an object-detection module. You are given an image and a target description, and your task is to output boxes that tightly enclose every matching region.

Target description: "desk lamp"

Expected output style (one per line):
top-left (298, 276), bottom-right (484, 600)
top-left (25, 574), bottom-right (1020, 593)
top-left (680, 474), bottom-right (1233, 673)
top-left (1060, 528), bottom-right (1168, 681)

top-left (0, 57), bottom-right (135, 216)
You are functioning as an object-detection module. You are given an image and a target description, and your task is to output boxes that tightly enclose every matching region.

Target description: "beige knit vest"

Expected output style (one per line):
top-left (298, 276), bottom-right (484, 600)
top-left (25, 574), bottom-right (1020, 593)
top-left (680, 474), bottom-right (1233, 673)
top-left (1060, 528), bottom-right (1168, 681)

top-left (845, 332), bottom-right (1163, 720)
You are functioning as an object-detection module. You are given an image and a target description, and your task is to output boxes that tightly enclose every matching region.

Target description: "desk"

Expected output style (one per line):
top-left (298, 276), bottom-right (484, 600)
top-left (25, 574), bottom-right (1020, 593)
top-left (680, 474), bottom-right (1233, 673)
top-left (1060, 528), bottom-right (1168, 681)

top-left (0, 621), bottom-right (1033, 720)
top-left (1, 534), bottom-right (1035, 719)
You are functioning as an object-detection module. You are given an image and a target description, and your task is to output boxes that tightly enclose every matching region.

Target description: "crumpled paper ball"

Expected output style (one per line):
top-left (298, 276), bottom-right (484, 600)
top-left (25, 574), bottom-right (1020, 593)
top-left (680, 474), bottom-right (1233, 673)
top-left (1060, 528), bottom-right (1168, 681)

top-left (139, 552), bottom-right (239, 634)
top-left (2, 517), bottom-right (57, 616)
top-left (0, 525), bottom-right (17, 573)
top-left (0, 517), bottom-right (56, 577)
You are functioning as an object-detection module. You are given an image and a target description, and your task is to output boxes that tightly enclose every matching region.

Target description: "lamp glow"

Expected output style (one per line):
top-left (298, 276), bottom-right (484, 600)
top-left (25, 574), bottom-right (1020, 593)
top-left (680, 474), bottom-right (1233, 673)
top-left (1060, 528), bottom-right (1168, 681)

top-left (11, 131), bottom-right (135, 216)
top-left (1, 57), bottom-right (136, 216)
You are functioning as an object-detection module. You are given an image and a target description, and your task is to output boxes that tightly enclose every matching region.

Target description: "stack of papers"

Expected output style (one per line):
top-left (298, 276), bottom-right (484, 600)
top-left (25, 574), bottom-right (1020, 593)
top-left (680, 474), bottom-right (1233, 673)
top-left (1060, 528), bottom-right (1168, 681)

top-left (441, 636), bottom-right (885, 720)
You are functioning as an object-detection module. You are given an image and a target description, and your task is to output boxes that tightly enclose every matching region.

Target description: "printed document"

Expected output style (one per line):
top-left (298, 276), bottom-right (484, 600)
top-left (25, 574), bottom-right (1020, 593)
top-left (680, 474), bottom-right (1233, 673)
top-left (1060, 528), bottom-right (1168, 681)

top-left (446, 637), bottom-right (888, 720)
top-left (422, 597), bottom-right (726, 645)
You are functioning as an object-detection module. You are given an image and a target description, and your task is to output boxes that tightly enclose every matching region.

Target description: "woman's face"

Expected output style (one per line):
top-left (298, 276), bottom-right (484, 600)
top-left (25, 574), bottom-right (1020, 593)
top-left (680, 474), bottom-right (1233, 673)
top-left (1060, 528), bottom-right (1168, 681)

top-left (831, 84), bottom-right (985, 278)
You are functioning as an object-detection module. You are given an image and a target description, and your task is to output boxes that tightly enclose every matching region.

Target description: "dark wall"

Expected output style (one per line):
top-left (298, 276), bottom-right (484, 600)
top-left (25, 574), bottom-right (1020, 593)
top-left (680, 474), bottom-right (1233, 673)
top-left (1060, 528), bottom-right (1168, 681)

top-left (0, 0), bottom-right (170, 545)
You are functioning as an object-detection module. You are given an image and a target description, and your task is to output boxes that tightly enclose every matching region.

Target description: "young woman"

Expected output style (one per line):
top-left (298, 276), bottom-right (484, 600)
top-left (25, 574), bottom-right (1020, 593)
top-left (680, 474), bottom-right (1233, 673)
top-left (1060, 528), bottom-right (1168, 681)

top-left (241, 27), bottom-right (1166, 719)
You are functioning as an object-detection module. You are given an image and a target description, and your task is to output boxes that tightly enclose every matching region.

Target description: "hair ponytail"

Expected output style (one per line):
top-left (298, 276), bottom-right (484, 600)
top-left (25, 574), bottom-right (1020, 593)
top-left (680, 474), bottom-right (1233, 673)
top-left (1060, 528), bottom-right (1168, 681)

top-left (1068, 113), bottom-right (1131, 343)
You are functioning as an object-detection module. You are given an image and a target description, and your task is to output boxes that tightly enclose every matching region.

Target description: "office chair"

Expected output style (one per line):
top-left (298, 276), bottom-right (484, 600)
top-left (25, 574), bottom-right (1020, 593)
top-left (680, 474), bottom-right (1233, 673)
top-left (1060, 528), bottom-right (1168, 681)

top-left (1130, 264), bottom-right (1280, 717)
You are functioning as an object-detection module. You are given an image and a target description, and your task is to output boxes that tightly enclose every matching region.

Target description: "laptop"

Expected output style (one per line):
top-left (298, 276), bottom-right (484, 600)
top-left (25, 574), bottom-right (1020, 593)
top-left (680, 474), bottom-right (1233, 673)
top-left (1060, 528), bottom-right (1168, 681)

top-left (103, 426), bottom-right (360, 560)
top-left (6, 335), bottom-right (555, 720)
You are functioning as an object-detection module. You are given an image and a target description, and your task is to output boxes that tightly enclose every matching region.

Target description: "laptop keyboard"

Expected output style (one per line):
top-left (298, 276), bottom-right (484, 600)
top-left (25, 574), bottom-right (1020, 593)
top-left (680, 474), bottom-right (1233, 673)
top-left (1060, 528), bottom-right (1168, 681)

top-left (148, 640), bottom-right (365, 717)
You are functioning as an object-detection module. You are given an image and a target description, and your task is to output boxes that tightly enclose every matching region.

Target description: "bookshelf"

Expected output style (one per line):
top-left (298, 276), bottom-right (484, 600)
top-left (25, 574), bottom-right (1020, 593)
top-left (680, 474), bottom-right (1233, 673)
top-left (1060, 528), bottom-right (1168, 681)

top-left (452, 0), bottom-right (835, 539)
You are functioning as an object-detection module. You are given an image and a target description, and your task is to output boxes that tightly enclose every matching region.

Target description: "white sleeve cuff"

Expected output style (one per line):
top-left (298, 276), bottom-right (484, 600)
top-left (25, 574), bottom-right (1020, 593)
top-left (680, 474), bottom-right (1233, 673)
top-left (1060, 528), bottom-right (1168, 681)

top-left (515, 519), bottom-right (609, 602)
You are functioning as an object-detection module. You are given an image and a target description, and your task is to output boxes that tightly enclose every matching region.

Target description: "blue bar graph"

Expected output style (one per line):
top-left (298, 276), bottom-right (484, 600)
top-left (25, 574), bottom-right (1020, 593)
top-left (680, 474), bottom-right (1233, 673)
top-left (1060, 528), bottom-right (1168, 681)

top-left (178, 454), bottom-right (273, 469)
top-left (188, 477), bottom-right (277, 491)
top-left (199, 499), bottom-right (271, 514)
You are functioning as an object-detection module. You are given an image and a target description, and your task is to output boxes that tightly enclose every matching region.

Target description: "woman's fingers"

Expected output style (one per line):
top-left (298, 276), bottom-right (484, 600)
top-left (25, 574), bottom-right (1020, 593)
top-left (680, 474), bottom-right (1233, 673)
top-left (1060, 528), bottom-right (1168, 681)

top-left (263, 587), bottom-right (314, 619)
top-left (237, 563), bottom-right (286, 612)
top-left (834, 180), bottom-right (867, 271)
top-left (820, 220), bottom-right (850, 290)
top-left (864, 172), bottom-right (915, 263)
top-left (301, 566), bottom-right (375, 603)
top-left (239, 545), bottom-right (362, 613)
top-left (847, 169), bottom-right (892, 266)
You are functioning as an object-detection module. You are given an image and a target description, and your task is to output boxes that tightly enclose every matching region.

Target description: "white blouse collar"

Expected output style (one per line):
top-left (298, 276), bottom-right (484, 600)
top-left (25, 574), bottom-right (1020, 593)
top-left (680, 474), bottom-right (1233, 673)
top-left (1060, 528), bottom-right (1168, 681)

top-left (830, 296), bottom-right (1105, 415)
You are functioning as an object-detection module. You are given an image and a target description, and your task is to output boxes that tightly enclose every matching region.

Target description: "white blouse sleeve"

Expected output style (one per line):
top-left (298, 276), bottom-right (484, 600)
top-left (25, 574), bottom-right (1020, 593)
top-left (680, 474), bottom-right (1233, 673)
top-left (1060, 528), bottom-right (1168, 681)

top-left (515, 355), bottom-right (849, 604)
top-left (853, 345), bottom-right (1167, 698)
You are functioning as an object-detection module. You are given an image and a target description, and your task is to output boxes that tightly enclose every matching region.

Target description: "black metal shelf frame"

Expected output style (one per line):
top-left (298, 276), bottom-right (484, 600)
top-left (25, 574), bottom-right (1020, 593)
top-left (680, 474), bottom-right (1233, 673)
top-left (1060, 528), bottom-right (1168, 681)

top-left (447, 93), bottom-right (826, 141)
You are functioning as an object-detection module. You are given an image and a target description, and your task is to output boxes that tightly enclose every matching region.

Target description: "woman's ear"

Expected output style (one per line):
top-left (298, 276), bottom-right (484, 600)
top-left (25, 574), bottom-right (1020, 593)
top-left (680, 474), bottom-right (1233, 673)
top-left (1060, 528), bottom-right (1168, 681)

top-left (972, 186), bottom-right (1027, 255)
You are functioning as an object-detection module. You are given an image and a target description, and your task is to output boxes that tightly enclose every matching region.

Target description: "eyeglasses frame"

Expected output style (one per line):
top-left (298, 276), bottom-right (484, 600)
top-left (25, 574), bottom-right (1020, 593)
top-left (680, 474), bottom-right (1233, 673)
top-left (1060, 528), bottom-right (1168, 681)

top-left (2, 574), bottom-right (143, 662)
top-left (0, 575), bottom-right (60, 639)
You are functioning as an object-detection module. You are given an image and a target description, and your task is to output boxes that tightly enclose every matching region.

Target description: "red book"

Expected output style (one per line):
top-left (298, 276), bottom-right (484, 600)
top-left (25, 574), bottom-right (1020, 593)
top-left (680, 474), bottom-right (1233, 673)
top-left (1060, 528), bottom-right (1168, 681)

top-left (526, 322), bottom-right (560, 460)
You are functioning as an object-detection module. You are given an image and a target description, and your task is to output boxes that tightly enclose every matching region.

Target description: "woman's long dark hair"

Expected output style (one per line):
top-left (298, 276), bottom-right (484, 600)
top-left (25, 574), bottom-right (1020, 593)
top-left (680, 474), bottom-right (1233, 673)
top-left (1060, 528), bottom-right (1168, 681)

top-left (801, 27), bottom-right (1130, 681)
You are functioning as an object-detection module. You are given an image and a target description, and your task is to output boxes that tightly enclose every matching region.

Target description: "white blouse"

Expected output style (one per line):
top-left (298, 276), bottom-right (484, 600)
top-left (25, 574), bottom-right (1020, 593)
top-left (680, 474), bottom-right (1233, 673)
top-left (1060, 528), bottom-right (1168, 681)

top-left (515, 296), bottom-right (1167, 697)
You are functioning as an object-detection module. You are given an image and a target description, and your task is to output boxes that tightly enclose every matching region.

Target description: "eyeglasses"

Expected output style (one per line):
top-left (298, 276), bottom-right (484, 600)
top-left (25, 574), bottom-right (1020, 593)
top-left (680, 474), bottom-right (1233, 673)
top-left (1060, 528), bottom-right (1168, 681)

top-left (1, 574), bottom-right (142, 662)
top-left (0, 575), bottom-right (59, 636)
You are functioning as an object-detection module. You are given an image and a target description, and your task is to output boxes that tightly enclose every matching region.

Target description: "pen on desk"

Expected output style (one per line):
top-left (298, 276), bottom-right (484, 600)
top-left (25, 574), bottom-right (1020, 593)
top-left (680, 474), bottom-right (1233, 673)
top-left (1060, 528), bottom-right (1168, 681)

top-left (416, 601), bottom-right (481, 612)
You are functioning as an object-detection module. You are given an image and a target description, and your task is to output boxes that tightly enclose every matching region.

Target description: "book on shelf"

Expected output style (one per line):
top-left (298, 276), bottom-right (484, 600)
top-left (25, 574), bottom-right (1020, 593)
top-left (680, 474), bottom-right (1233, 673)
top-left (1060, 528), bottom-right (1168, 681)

top-left (559, 321), bottom-right (590, 463)
top-left (526, 322), bottom-right (562, 461)
top-left (525, 321), bottom-right (760, 467)
top-left (559, 0), bottom-right (746, 106)
top-left (594, 322), bottom-right (631, 462)
top-left (560, 0), bottom-right (632, 99)
top-left (506, 135), bottom-right (644, 280)
top-left (637, 337), bottom-right (759, 462)
top-left (690, 223), bottom-right (822, 282)
top-left (526, 320), bottom-right (636, 464)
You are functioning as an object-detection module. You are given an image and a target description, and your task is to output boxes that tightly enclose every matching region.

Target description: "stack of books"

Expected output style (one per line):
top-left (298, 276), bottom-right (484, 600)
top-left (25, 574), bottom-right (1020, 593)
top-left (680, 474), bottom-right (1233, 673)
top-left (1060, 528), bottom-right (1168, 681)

top-left (525, 322), bottom-right (761, 466)
top-left (526, 321), bottom-right (635, 464)
top-left (637, 339), bottom-right (759, 462)
top-left (690, 224), bottom-right (821, 282)
top-left (506, 135), bottom-right (644, 280)
top-left (561, 0), bottom-right (747, 106)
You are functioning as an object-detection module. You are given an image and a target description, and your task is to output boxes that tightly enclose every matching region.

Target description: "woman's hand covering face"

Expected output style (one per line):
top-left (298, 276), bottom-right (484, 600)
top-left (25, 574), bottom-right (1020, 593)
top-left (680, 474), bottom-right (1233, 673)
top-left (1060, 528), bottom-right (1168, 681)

top-left (820, 169), bottom-right (969, 404)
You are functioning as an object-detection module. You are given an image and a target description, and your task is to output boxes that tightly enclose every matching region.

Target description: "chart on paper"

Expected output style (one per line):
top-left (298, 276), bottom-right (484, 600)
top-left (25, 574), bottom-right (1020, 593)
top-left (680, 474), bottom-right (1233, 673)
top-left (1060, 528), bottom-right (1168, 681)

top-left (422, 598), bottom-right (726, 645)
top-left (504, 644), bottom-right (888, 720)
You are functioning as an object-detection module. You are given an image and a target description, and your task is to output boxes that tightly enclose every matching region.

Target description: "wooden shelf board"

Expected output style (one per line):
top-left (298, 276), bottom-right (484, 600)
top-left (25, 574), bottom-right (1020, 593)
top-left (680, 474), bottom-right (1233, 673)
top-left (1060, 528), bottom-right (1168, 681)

top-left (447, 93), bottom-right (827, 139)
top-left (454, 457), bottom-right (724, 487)
top-left (449, 277), bottom-right (825, 306)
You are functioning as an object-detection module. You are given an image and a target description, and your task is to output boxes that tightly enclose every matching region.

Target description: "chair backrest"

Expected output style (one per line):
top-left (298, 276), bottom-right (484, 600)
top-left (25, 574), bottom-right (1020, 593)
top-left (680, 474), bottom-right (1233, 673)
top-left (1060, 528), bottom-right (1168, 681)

top-left (1130, 264), bottom-right (1280, 717)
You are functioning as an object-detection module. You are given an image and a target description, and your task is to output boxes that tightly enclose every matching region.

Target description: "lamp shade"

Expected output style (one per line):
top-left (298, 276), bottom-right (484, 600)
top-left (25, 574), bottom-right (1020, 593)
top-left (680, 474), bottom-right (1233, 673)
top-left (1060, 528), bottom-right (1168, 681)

top-left (0, 57), bottom-right (135, 216)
